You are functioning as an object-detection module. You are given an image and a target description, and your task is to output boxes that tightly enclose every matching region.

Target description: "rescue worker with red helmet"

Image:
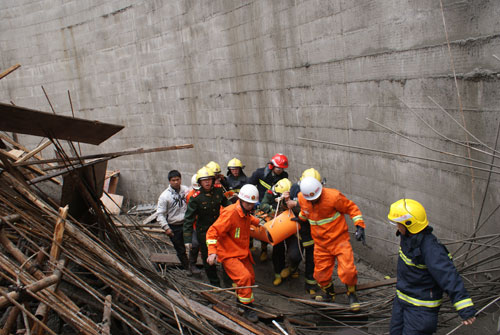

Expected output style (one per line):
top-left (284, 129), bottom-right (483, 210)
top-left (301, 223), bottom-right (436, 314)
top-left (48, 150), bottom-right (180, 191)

top-left (206, 184), bottom-right (261, 323)
top-left (388, 199), bottom-right (476, 334)
top-left (183, 166), bottom-right (231, 286)
top-left (297, 177), bottom-right (366, 311)
top-left (248, 153), bottom-right (289, 261)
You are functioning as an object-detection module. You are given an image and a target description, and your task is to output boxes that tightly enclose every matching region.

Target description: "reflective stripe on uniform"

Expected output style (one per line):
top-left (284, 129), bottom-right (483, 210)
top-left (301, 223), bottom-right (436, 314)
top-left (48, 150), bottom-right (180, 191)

top-left (309, 212), bottom-right (340, 226)
top-left (399, 248), bottom-right (427, 269)
top-left (259, 179), bottom-right (271, 190)
top-left (454, 298), bottom-right (474, 311)
top-left (235, 227), bottom-right (240, 238)
top-left (302, 240), bottom-right (314, 247)
top-left (299, 213), bottom-right (307, 220)
top-left (396, 290), bottom-right (441, 308)
top-left (206, 239), bottom-right (217, 245)
top-left (238, 293), bottom-right (254, 303)
top-left (305, 278), bottom-right (317, 285)
top-left (352, 215), bottom-right (363, 223)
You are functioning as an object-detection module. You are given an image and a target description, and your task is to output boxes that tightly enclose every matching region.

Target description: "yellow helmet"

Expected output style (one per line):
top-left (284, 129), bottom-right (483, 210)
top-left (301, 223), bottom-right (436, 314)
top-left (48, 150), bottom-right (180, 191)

top-left (206, 161), bottom-right (221, 174)
top-left (387, 199), bottom-right (428, 234)
top-left (196, 166), bottom-right (215, 182)
top-left (273, 178), bottom-right (292, 194)
top-left (301, 168), bottom-right (321, 182)
top-left (227, 158), bottom-right (244, 169)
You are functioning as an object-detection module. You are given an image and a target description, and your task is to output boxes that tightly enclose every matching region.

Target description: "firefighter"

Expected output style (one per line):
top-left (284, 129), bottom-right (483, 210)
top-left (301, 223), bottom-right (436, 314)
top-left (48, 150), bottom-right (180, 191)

top-left (248, 153), bottom-right (289, 261)
top-left (206, 161), bottom-right (229, 190)
top-left (283, 168), bottom-right (322, 296)
top-left (206, 184), bottom-right (261, 323)
top-left (156, 170), bottom-right (190, 273)
top-left (226, 158), bottom-right (248, 194)
top-left (185, 174), bottom-right (202, 275)
top-left (259, 178), bottom-right (300, 286)
top-left (297, 177), bottom-right (366, 311)
top-left (183, 167), bottom-right (231, 286)
top-left (388, 199), bottom-right (476, 334)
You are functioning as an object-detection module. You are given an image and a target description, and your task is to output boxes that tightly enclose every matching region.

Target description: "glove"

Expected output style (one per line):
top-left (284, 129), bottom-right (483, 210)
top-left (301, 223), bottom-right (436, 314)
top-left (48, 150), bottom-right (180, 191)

top-left (184, 243), bottom-right (192, 252)
top-left (355, 226), bottom-right (366, 245)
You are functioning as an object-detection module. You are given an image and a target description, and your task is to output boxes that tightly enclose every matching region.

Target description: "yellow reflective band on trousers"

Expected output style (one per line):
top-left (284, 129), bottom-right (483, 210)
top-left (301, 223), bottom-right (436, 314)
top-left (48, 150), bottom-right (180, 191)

top-left (352, 215), bottom-right (363, 223)
top-left (399, 248), bottom-right (427, 269)
top-left (302, 240), bottom-right (314, 247)
top-left (238, 293), bottom-right (254, 303)
top-left (305, 278), bottom-right (317, 285)
top-left (454, 298), bottom-right (473, 311)
top-left (309, 212), bottom-right (340, 226)
top-left (206, 239), bottom-right (217, 245)
top-left (396, 290), bottom-right (441, 308)
top-left (259, 179), bottom-right (271, 190)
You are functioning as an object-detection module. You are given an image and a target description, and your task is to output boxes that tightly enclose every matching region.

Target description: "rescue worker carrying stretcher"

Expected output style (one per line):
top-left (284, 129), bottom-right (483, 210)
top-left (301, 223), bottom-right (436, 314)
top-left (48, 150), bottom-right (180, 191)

top-left (206, 184), bottom-right (261, 323)
top-left (388, 199), bottom-right (476, 334)
top-left (297, 177), bottom-right (366, 311)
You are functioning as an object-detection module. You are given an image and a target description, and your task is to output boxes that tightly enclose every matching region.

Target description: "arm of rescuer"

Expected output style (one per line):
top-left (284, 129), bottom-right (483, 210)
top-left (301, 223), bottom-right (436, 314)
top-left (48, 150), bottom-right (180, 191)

top-left (206, 206), bottom-right (233, 265)
top-left (156, 191), bottom-right (174, 237)
top-left (334, 192), bottom-right (366, 244)
top-left (422, 237), bottom-right (477, 325)
top-left (183, 196), bottom-right (199, 245)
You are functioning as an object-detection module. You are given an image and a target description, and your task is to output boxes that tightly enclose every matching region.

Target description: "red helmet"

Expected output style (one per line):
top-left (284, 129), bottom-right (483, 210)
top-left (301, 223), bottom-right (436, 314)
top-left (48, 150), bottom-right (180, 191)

top-left (270, 153), bottom-right (288, 169)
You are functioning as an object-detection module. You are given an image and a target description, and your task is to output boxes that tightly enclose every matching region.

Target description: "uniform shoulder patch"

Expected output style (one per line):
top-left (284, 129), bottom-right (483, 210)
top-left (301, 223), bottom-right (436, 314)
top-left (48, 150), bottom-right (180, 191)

top-left (192, 191), bottom-right (201, 198)
top-left (214, 184), bottom-right (222, 188)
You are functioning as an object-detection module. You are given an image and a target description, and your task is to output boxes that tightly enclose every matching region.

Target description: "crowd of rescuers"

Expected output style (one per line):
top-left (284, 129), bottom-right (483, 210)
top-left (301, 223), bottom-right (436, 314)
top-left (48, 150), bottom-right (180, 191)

top-left (156, 154), bottom-right (477, 329)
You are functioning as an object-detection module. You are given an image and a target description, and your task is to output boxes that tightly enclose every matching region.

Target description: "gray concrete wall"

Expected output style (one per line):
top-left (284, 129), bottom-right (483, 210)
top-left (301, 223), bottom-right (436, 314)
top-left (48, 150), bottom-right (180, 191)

top-left (1, 0), bottom-right (500, 270)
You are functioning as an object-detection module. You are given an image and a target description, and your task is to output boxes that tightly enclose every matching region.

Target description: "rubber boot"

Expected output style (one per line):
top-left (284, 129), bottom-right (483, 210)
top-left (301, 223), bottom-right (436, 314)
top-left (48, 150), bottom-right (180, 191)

top-left (305, 280), bottom-right (317, 297)
top-left (189, 250), bottom-right (201, 275)
top-left (180, 254), bottom-right (192, 276)
top-left (346, 285), bottom-right (360, 312)
top-left (242, 303), bottom-right (259, 323)
top-left (260, 243), bottom-right (268, 261)
top-left (273, 274), bottom-right (282, 286)
top-left (315, 282), bottom-right (335, 302)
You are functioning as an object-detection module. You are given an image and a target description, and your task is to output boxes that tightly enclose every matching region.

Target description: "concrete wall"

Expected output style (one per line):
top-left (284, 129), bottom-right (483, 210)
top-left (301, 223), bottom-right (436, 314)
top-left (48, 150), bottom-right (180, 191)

top-left (1, 0), bottom-right (500, 270)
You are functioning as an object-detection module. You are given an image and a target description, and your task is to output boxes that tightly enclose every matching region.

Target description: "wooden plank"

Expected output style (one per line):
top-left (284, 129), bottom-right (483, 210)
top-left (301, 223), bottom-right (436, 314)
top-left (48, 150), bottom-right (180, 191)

top-left (15, 140), bottom-right (51, 164)
top-left (100, 193), bottom-right (123, 215)
top-left (0, 102), bottom-right (124, 145)
top-left (0, 64), bottom-right (21, 80)
top-left (149, 253), bottom-right (203, 266)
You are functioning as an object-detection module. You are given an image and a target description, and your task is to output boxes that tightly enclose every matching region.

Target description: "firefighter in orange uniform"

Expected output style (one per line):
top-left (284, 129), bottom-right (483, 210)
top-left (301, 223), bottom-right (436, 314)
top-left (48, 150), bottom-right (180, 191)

top-left (297, 177), bottom-right (366, 311)
top-left (206, 184), bottom-right (261, 323)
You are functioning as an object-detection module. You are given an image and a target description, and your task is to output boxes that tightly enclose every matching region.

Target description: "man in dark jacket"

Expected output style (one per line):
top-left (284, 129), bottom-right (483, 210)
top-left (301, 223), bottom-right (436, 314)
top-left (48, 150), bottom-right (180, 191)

top-left (388, 199), bottom-right (476, 334)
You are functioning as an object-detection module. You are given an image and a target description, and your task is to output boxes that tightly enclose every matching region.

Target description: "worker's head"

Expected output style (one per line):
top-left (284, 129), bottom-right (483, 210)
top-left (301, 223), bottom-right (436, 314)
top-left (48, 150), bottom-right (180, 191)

top-left (206, 161), bottom-right (221, 175)
top-left (168, 170), bottom-right (182, 191)
top-left (300, 168), bottom-right (321, 182)
top-left (269, 153), bottom-right (288, 175)
top-left (191, 173), bottom-right (200, 190)
top-left (300, 177), bottom-right (323, 202)
top-left (196, 166), bottom-right (215, 191)
top-left (387, 199), bottom-right (428, 234)
top-left (227, 158), bottom-right (244, 177)
top-left (272, 178), bottom-right (292, 196)
top-left (238, 184), bottom-right (259, 212)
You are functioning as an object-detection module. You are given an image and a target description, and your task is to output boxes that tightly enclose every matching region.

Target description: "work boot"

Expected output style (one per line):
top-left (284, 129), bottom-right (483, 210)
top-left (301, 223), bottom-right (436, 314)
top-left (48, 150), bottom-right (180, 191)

top-left (180, 256), bottom-right (192, 276)
top-left (291, 269), bottom-right (299, 279)
top-left (259, 250), bottom-right (268, 262)
top-left (242, 303), bottom-right (259, 323)
top-left (280, 267), bottom-right (292, 279)
top-left (190, 263), bottom-right (201, 275)
top-left (346, 285), bottom-right (360, 312)
top-left (315, 282), bottom-right (335, 302)
top-left (273, 274), bottom-right (282, 286)
top-left (305, 281), bottom-right (317, 297)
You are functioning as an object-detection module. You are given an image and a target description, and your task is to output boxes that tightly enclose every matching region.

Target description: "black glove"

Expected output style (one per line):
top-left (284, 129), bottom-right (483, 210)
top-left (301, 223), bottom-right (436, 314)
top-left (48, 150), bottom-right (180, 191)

top-left (355, 226), bottom-right (366, 245)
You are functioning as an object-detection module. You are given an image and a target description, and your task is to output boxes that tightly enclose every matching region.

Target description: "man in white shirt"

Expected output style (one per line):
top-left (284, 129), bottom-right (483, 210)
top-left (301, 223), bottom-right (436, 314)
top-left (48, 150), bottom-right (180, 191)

top-left (156, 170), bottom-right (190, 273)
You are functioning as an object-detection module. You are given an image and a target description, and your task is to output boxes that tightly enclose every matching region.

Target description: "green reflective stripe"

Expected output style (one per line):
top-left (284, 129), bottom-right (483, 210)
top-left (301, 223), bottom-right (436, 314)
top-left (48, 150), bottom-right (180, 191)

top-left (235, 228), bottom-right (240, 238)
top-left (274, 273), bottom-right (281, 279)
top-left (399, 248), bottom-right (427, 269)
top-left (309, 212), bottom-right (340, 226)
top-left (454, 298), bottom-right (473, 311)
top-left (352, 215), bottom-right (363, 223)
top-left (448, 253), bottom-right (453, 260)
top-left (259, 179), bottom-right (271, 190)
top-left (206, 239), bottom-right (217, 245)
top-left (299, 213), bottom-right (307, 220)
top-left (238, 293), bottom-right (254, 303)
top-left (305, 278), bottom-right (317, 285)
top-left (397, 290), bottom-right (441, 308)
top-left (302, 240), bottom-right (314, 247)
top-left (232, 188), bottom-right (241, 193)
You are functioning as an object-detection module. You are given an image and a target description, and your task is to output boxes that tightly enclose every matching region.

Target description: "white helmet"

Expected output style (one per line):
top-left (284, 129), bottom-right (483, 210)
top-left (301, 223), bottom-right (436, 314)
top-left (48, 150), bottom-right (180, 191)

top-left (300, 177), bottom-right (323, 201)
top-left (191, 173), bottom-right (200, 190)
top-left (238, 184), bottom-right (259, 203)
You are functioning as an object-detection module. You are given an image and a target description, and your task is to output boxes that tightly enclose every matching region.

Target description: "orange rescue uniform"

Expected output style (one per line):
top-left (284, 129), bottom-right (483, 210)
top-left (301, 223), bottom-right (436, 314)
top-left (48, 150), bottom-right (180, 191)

top-left (298, 188), bottom-right (365, 287)
top-left (206, 200), bottom-right (260, 304)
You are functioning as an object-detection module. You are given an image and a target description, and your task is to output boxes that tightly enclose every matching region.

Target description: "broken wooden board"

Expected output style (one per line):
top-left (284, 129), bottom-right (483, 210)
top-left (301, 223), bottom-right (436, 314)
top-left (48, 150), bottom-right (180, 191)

top-left (100, 193), bottom-right (123, 215)
top-left (150, 253), bottom-right (203, 266)
top-left (0, 102), bottom-right (124, 145)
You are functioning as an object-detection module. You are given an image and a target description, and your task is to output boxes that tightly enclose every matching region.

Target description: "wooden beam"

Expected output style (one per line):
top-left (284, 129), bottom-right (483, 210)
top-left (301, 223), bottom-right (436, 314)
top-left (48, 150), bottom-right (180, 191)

top-left (0, 102), bottom-right (124, 145)
top-left (0, 64), bottom-right (21, 80)
top-left (15, 140), bottom-right (52, 164)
